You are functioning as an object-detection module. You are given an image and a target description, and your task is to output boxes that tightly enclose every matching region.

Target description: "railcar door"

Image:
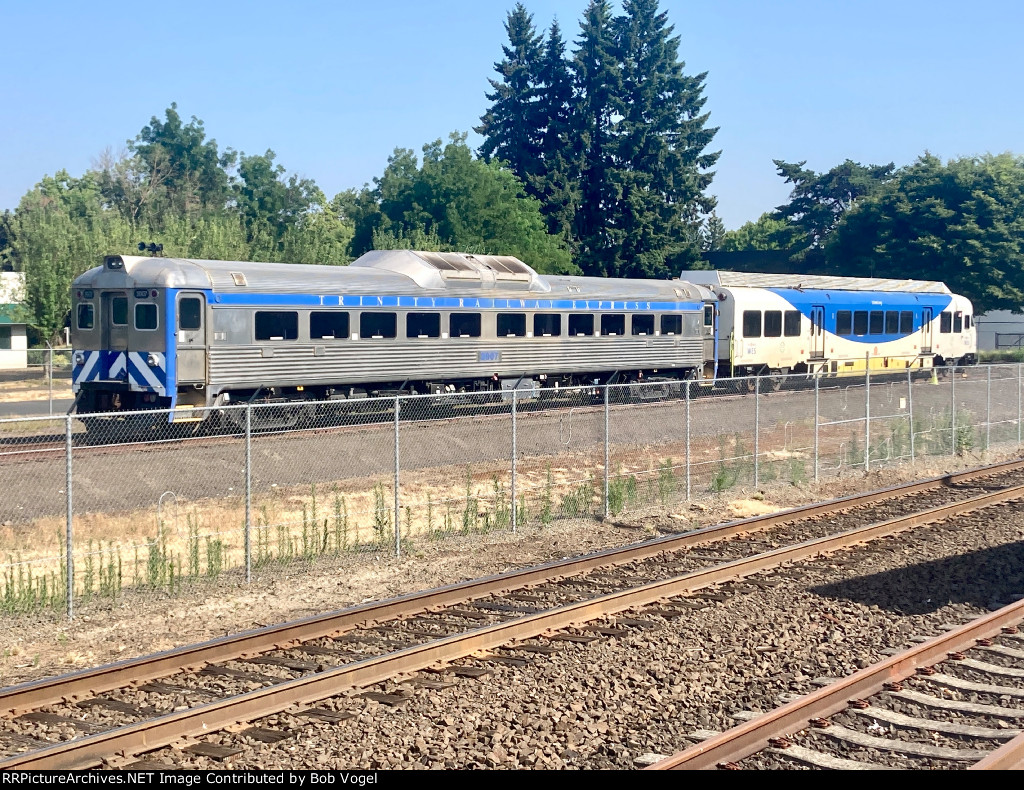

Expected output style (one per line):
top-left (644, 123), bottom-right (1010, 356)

top-left (176, 293), bottom-right (207, 384)
top-left (921, 308), bottom-right (933, 354)
top-left (101, 292), bottom-right (129, 354)
top-left (810, 306), bottom-right (825, 359)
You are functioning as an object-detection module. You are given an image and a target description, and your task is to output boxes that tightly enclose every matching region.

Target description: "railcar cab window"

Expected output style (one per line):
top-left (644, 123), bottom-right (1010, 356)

top-left (179, 298), bottom-right (202, 331)
top-left (450, 312), bottom-right (481, 338)
top-left (853, 311), bottom-right (868, 336)
top-left (631, 315), bottom-right (654, 336)
top-left (763, 310), bottom-right (782, 338)
top-left (742, 310), bottom-right (761, 338)
top-left (111, 296), bottom-right (128, 326)
top-left (310, 311), bottom-right (349, 340)
top-left (407, 312), bottom-right (441, 339)
top-left (256, 311), bottom-right (299, 341)
top-left (77, 304), bottom-right (94, 330)
top-left (965, 314), bottom-right (972, 329)
top-left (953, 312), bottom-right (963, 333)
top-left (534, 313), bottom-right (561, 337)
top-left (900, 311), bottom-right (914, 334)
top-left (497, 313), bottom-right (526, 337)
top-left (784, 310), bottom-right (801, 337)
top-left (135, 303), bottom-right (158, 331)
top-left (569, 314), bottom-right (594, 336)
top-left (837, 311), bottom-right (852, 336)
top-left (601, 314), bottom-right (625, 336)
top-left (360, 312), bottom-right (397, 339)
top-left (661, 315), bottom-right (682, 336)
top-left (940, 311), bottom-right (953, 333)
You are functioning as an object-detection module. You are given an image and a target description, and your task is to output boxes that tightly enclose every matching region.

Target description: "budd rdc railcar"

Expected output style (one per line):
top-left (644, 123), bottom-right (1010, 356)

top-left (70, 250), bottom-right (719, 428)
top-left (681, 270), bottom-right (977, 387)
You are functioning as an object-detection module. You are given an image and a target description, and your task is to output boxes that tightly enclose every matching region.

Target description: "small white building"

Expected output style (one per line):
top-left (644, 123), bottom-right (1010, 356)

top-left (975, 310), bottom-right (1024, 352)
top-left (0, 272), bottom-right (28, 370)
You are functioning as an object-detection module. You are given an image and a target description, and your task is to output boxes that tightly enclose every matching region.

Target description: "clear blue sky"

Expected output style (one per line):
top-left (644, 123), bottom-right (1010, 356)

top-left (3, 0), bottom-right (1020, 230)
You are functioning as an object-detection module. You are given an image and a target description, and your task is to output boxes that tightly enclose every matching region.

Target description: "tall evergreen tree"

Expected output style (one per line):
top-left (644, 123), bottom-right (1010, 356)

top-left (529, 20), bottom-right (580, 247)
top-left (572, 0), bottom-right (622, 277)
top-left (476, 4), bottom-right (544, 184)
top-left (609, 0), bottom-right (719, 278)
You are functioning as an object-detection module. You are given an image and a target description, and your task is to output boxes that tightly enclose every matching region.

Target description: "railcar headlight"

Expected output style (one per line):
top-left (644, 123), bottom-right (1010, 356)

top-left (74, 352), bottom-right (85, 366)
top-left (147, 353), bottom-right (159, 367)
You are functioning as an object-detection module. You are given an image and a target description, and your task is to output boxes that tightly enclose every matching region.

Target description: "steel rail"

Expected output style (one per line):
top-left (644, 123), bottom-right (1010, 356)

top-left (2, 458), bottom-right (1024, 718)
top-left (648, 597), bottom-right (1024, 770)
top-left (5, 478), bottom-right (1024, 769)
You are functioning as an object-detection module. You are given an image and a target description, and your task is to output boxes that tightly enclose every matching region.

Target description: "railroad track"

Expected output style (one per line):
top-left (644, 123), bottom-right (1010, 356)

top-left (3, 457), bottom-right (1024, 769)
top-left (648, 600), bottom-right (1024, 770)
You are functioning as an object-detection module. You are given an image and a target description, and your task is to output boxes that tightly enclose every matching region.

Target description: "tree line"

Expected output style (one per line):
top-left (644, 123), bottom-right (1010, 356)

top-left (1, 0), bottom-right (1021, 343)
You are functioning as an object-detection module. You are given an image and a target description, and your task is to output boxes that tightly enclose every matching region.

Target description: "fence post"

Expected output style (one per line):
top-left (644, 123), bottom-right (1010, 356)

top-left (511, 389), bottom-right (517, 533)
top-left (394, 395), bottom-right (401, 557)
top-left (753, 377), bottom-right (760, 487)
top-left (986, 365), bottom-right (992, 454)
top-left (864, 354), bottom-right (870, 473)
top-left (951, 363), bottom-right (957, 456)
top-left (245, 404), bottom-right (252, 584)
top-left (603, 385), bottom-right (610, 518)
top-left (908, 368), bottom-right (915, 464)
top-left (65, 414), bottom-right (74, 620)
top-left (813, 375), bottom-right (819, 483)
top-left (47, 342), bottom-right (53, 416)
top-left (685, 380), bottom-right (691, 501)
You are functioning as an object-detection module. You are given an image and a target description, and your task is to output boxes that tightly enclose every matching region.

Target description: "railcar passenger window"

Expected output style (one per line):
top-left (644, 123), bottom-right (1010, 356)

top-left (940, 312), bottom-right (952, 333)
top-left (311, 311), bottom-right (349, 340)
top-left (569, 314), bottom-right (594, 336)
top-left (631, 315), bottom-right (654, 336)
top-left (853, 311), bottom-right (868, 336)
top-left (179, 298), bottom-right (202, 330)
top-left (784, 311), bottom-right (801, 337)
top-left (885, 311), bottom-right (899, 334)
top-left (742, 310), bottom-right (761, 338)
top-left (900, 311), bottom-right (914, 334)
top-left (837, 311), bottom-right (852, 336)
top-left (763, 311), bottom-right (782, 338)
top-left (450, 313), bottom-right (481, 338)
top-left (407, 312), bottom-right (441, 338)
top-left (112, 297), bottom-right (128, 326)
top-left (497, 313), bottom-right (527, 337)
top-left (360, 313), bottom-right (397, 339)
top-left (869, 311), bottom-right (884, 335)
top-left (661, 315), bottom-right (682, 336)
top-left (135, 303), bottom-right (158, 330)
top-left (256, 311), bottom-right (299, 341)
top-left (534, 313), bottom-right (561, 337)
top-left (953, 312), bottom-right (963, 333)
top-left (77, 304), bottom-right (94, 330)
top-left (601, 314), bottom-right (625, 336)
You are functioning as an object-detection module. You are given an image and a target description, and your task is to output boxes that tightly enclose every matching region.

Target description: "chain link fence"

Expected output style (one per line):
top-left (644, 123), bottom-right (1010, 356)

top-left (2, 363), bottom-right (1021, 619)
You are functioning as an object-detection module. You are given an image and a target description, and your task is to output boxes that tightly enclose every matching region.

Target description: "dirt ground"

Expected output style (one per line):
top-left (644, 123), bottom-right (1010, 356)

top-left (0, 451), bottom-right (1010, 689)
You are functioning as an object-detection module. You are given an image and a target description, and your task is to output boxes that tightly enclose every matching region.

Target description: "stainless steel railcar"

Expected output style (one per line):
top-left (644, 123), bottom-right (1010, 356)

top-left (70, 250), bottom-right (717, 425)
top-left (681, 271), bottom-right (977, 382)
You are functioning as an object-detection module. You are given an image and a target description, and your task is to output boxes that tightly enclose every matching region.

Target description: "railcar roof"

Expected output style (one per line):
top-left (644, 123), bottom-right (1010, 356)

top-left (682, 270), bottom-right (952, 295)
top-left (75, 251), bottom-right (709, 302)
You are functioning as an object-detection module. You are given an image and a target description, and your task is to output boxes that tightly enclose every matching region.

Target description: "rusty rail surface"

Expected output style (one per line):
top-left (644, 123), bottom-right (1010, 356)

top-left (4, 472), bottom-right (1024, 769)
top-left (4, 457), bottom-right (1022, 718)
top-left (648, 598), bottom-right (1024, 770)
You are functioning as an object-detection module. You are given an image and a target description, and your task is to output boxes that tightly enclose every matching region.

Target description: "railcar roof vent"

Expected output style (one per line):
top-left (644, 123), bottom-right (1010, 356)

top-left (230, 272), bottom-right (248, 286)
top-left (351, 249), bottom-right (550, 292)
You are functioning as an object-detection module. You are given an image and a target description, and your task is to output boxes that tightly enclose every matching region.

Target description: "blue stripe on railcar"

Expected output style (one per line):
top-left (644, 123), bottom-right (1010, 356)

top-left (768, 288), bottom-right (954, 343)
top-left (209, 292), bottom-right (703, 312)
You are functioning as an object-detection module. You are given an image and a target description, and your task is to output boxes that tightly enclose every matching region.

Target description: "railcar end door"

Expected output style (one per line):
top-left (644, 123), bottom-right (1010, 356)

top-left (810, 306), bottom-right (825, 359)
top-left (921, 308), bottom-right (933, 354)
top-left (101, 291), bottom-right (129, 353)
top-left (176, 293), bottom-right (207, 384)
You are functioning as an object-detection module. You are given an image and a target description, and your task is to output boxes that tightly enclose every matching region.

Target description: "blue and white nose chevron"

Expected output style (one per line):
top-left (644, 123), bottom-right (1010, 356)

top-left (72, 350), bottom-right (167, 396)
